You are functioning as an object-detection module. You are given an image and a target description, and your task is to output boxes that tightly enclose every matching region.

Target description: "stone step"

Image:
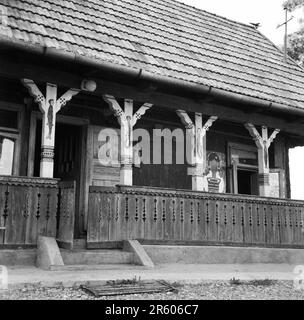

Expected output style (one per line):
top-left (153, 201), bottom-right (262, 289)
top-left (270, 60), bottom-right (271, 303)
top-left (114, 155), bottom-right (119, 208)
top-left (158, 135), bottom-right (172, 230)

top-left (143, 245), bottom-right (304, 265)
top-left (0, 249), bottom-right (36, 266)
top-left (60, 249), bottom-right (134, 265)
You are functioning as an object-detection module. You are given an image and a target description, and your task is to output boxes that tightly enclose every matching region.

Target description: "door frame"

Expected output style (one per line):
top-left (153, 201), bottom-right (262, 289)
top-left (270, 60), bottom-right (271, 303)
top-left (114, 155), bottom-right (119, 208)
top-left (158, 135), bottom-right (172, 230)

top-left (227, 142), bottom-right (258, 195)
top-left (28, 111), bottom-right (90, 236)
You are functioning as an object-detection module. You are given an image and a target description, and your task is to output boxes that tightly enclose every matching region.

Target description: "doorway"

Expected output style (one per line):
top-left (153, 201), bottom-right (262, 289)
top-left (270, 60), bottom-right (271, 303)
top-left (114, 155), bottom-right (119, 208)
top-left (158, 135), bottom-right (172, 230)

top-left (228, 142), bottom-right (259, 196)
top-left (34, 120), bottom-right (84, 237)
top-left (54, 123), bottom-right (83, 237)
top-left (237, 169), bottom-right (258, 196)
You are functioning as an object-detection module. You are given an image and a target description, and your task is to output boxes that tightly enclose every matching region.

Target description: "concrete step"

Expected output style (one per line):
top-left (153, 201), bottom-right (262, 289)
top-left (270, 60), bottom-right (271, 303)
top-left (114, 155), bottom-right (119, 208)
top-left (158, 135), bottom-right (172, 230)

top-left (60, 249), bottom-right (134, 265)
top-left (144, 245), bottom-right (304, 265)
top-left (50, 264), bottom-right (146, 271)
top-left (0, 249), bottom-right (36, 266)
top-left (73, 239), bottom-right (87, 250)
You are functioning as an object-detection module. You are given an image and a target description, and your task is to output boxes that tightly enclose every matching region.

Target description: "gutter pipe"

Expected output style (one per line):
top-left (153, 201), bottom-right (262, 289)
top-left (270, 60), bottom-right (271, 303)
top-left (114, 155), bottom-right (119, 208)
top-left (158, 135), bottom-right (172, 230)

top-left (1, 38), bottom-right (304, 117)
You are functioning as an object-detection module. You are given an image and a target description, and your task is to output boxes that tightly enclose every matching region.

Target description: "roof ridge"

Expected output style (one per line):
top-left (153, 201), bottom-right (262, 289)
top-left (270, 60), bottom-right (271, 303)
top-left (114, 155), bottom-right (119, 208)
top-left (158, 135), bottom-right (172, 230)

top-left (148, 0), bottom-right (257, 30)
top-left (255, 27), bottom-right (304, 74)
top-left (113, 0), bottom-right (261, 44)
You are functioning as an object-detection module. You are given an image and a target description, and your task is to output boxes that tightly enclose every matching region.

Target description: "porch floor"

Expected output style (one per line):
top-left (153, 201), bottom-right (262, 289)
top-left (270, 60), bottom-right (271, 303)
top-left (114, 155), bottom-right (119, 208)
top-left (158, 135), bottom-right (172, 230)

top-left (4, 263), bottom-right (298, 289)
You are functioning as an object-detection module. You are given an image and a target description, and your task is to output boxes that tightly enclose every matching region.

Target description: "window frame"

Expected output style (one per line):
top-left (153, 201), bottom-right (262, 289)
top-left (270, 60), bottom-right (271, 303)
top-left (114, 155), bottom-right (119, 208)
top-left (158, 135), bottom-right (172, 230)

top-left (0, 102), bottom-right (22, 176)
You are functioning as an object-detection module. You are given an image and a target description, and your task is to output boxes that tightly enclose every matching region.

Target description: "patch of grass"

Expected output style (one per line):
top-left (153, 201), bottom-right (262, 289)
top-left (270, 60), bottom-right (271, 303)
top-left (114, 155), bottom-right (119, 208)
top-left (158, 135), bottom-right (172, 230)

top-left (229, 278), bottom-right (278, 287)
top-left (247, 279), bottom-right (278, 287)
top-left (106, 276), bottom-right (142, 286)
top-left (229, 278), bottom-right (243, 285)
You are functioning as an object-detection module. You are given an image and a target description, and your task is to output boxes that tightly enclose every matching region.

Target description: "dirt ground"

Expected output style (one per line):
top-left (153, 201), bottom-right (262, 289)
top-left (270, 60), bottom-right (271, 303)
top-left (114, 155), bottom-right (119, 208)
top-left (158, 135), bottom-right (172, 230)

top-left (1, 280), bottom-right (304, 300)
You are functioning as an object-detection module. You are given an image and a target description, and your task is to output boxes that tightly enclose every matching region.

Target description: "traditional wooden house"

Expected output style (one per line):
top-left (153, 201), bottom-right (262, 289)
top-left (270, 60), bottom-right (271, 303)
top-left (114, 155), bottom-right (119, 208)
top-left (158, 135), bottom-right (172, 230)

top-left (0, 0), bottom-right (304, 251)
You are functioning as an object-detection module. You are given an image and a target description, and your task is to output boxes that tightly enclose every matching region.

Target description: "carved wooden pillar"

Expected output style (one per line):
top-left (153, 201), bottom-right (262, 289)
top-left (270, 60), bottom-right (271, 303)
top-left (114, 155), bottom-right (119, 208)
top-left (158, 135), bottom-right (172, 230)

top-left (103, 95), bottom-right (153, 186)
top-left (22, 79), bottom-right (79, 178)
top-left (245, 123), bottom-right (280, 197)
top-left (177, 110), bottom-right (217, 191)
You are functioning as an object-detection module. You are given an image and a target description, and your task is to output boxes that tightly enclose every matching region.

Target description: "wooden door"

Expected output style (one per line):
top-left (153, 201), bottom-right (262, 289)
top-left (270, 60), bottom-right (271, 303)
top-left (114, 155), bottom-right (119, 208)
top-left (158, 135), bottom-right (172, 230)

top-left (54, 123), bottom-right (83, 237)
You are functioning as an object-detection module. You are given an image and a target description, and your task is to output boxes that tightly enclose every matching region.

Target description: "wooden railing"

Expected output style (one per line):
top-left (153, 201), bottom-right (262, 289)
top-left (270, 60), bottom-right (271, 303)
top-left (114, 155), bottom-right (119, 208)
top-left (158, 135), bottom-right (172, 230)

top-left (0, 176), bottom-right (59, 246)
top-left (88, 185), bottom-right (304, 248)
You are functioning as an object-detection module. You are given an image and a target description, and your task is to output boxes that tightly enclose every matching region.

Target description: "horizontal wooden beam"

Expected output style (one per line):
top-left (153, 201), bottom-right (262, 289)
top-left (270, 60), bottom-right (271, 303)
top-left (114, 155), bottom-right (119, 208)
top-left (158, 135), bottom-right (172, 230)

top-left (100, 80), bottom-right (304, 138)
top-left (1, 56), bottom-right (304, 137)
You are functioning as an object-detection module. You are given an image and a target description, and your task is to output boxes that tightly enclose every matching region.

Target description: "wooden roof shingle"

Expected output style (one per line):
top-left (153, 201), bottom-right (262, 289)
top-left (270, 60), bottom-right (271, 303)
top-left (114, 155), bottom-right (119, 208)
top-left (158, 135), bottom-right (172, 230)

top-left (1, 0), bottom-right (304, 110)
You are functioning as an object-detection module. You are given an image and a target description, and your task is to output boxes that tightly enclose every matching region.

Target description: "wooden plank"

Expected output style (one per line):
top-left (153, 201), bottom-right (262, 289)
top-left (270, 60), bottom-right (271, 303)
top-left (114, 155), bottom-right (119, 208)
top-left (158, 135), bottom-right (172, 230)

top-left (170, 197), bottom-right (177, 240)
top-left (119, 194), bottom-right (129, 241)
top-left (108, 193), bottom-right (117, 241)
top-left (127, 193), bottom-right (137, 240)
top-left (87, 192), bottom-right (98, 244)
top-left (183, 198), bottom-right (192, 241)
top-left (245, 203), bottom-right (254, 245)
top-left (217, 200), bottom-right (226, 242)
top-left (12, 185), bottom-right (26, 244)
top-left (144, 195), bottom-right (152, 240)
top-left (207, 199), bottom-right (216, 242)
top-left (114, 193), bottom-right (122, 241)
top-left (191, 198), bottom-right (199, 241)
top-left (25, 186), bottom-right (38, 245)
top-left (199, 199), bottom-right (207, 241)
top-left (266, 205), bottom-right (275, 246)
top-left (57, 181), bottom-right (75, 246)
top-left (3, 185), bottom-right (13, 244)
top-left (36, 187), bottom-right (48, 240)
top-left (233, 203), bottom-right (243, 243)
top-left (290, 206), bottom-right (297, 246)
top-left (256, 204), bottom-right (265, 244)
top-left (0, 184), bottom-right (6, 244)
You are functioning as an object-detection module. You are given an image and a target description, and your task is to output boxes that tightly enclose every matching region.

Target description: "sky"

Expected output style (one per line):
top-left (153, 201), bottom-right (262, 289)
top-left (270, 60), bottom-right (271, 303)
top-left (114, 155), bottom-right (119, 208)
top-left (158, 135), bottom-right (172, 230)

top-left (177, 0), bottom-right (304, 200)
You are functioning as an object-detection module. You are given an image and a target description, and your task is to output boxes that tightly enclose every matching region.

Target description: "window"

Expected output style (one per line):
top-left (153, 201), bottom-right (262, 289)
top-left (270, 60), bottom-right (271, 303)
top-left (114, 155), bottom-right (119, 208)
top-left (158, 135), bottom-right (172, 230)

top-left (0, 136), bottom-right (15, 175)
top-left (0, 107), bottom-right (20, 176)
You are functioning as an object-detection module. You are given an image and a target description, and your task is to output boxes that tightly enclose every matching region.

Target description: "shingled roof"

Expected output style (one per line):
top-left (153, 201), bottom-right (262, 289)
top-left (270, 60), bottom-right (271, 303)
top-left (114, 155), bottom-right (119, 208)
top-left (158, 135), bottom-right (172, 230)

top-left (1, 0), bottom-right (304, 110)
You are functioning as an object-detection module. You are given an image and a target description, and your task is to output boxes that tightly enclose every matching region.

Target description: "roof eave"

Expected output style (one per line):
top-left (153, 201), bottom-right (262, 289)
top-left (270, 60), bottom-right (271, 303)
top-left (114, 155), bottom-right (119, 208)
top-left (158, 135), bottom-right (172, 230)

top-left (1, 37), bottom-right (304, 117)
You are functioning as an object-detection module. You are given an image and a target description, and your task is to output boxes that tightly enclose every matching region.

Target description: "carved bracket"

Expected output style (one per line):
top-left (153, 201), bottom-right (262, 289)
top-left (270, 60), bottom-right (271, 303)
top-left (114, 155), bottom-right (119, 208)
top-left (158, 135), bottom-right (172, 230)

top-left (176, 110), bottom-right (195, 130)
top-left (176, 110), bottom-right (217, 173)
top-left (245, 123), bottom-right (280, 150)
top-left (131, 103), bottom-right (153, 126)
top-left (21, 79), bottom-right (45, 112)
top-left (21, 78), bottom-right (80, 114)
top-left (103, 94), bottom-right (125, 124)
top-left (103, 94), bottom-right (153, 128)
top-left (56, 89), bottom-right (80, 112)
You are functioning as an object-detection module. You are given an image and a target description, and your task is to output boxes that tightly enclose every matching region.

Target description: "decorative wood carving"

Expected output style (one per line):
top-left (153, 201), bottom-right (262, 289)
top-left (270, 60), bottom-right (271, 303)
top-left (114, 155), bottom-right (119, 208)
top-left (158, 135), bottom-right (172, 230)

top-left (245, 123), bottom-right (280, 197)
top-left (103, 94), bottom-right (153, 185)
top-left (176, 110), bottom-right (218, 191)
top-left (87, 185), bottom-right (304, 247)
top-left (22, 79), bottom-right (80, 178)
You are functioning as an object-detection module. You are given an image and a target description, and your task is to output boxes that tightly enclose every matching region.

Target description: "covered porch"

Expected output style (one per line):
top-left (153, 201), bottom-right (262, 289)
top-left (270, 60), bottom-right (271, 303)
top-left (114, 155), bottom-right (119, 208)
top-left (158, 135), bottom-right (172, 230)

top-left (0, 75), bottom-right (304, 249)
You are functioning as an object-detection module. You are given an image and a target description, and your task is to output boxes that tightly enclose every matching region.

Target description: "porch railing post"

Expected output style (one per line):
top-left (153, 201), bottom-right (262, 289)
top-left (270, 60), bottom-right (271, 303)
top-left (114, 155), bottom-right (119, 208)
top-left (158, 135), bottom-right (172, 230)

top-left (22, 79), bottom-right (80, 178)
top-left (245, 123), bottom-right (280, 197)
top-left (177, 110), bottom-right (217, 191)
top-left (103, 95), bottom-right (153, 186)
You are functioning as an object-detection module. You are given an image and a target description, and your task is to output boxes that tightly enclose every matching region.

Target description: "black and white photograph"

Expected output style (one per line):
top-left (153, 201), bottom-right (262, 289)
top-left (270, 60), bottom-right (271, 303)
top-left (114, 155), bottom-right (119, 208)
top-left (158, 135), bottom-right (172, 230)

top-left (0, 0), bottom-right (304, 306)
